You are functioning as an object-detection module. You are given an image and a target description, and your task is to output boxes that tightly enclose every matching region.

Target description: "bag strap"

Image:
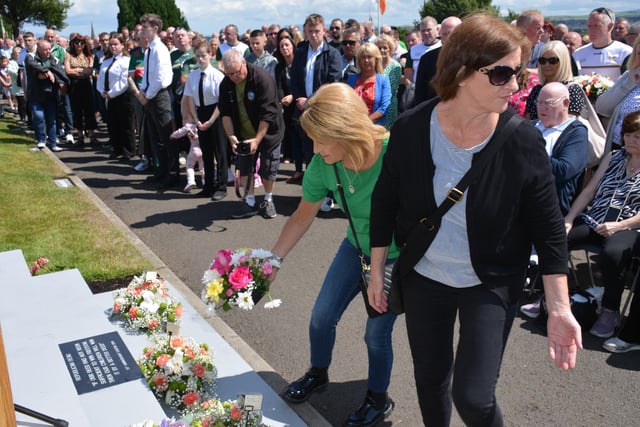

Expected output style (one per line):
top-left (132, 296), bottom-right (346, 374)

top-left (333, 164), bottom-right (369, 271)
top-left (420, 112), bottom-right (522, 229)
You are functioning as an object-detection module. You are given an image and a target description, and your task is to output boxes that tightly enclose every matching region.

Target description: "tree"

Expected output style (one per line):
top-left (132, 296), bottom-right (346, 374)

top-left (418, 0), bottom-right (499, 24)
top-left (1, 0), bottom-right (72, 37)
top-left (117, 0), bottom-right (189, 33)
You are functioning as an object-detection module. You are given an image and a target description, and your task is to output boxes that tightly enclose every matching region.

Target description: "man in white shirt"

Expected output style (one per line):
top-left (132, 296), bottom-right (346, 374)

top-left (138, 13), bottom-right (176, 191)
top-left (573, 7), bottom-right (632, 81)
top-left (410, 16), bottom-right (440, 82)
top-left (219, 25), bottom-right (249, 57)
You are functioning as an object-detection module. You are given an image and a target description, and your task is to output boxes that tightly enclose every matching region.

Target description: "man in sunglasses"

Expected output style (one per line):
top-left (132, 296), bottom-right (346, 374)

top-left (573, 7), bottom-right (632, 81)
top-left (265, 24), bottom-right (280, 54)
top-left (340, 27), bottom-right (361, 80)
top-left (328, 18), bottom-right (343, 51)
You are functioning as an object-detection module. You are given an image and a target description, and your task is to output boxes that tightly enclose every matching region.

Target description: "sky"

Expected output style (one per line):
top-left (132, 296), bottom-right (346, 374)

top-left (15, 0), bottom-right (640, 39)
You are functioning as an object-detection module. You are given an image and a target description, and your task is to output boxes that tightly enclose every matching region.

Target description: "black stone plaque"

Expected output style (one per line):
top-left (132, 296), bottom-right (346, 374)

top-left (59, 331), bottom-right (143, 394)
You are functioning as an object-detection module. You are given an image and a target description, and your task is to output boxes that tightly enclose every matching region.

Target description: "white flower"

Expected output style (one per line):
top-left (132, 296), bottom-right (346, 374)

top-left (230, 251), bottom-right (247, 266)
top-left (202, 268), bottom-right (220, 283)
top-left (139, 290), bottom-right (160, 313)
top-left (237, 291), bottom-right (255, 310)
top-left (264, 299), bottom-right (282, 309)
top-left (250, 248), bottom-right (272, 259)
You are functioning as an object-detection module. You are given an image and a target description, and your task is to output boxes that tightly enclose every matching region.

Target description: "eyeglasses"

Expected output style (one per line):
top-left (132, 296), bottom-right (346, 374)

top-left (73, 40), bottom-right (85, 44)
top-left (224, 66), bottom-right (243, 78)
top-left (537, 96), bottom-right (566, 107)
top-left (538, 56), bottom-right (560, 65)
top-left (478, 65), bottom-right (522, 86)
top-left (268, 32), bottom-right (278, 36)
top-left (341, 40), bottom-right (357, 46)
top-left (330, 26), bottom-right (342, 31)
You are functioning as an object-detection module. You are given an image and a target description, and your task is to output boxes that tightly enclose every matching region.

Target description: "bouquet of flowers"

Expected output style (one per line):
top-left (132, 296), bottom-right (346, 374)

top-left (201, 249), bottom-right (282, 312)
top-left (573, 72), bottom-right (614, 102)
top-left (137, 335), bottom-right (216, 410)
top-left (130, 396), bottom-right (267, 426)
top-left (29, 257), bottom-right (50, 276)
top-left (112, 271), bottom-right (183, 334)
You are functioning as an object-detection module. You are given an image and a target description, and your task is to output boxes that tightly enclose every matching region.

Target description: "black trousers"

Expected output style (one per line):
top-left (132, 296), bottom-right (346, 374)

top-left (403, 270), bottom-right (514, 427)
top-left (568, 218), bottom-right (640, 311)
top-left (106, 92), bottom-right (136, 157)
top-left (144, 89), bottom-right (176, 178)
top-left (197, 103), bottom-right (228, 193)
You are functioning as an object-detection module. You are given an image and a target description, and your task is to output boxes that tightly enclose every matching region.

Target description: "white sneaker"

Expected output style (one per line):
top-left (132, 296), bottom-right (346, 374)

top-left (134, 158), bottom-right (149, 172)
top-left (520, 296), bottom-right (542, 319)
top-left (50, 146), bottom-right (63, 152)
top-left (36, 142), bottom-right (46, 149)
top-left (65, 134), bottom-right (75, 144)
top-left (183, 182), bottom-right (196, 193)
top-left (319, 197), bottom-right (334, 212)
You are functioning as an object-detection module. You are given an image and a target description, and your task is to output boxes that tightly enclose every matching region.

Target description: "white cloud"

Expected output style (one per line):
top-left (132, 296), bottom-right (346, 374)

top-left (20, 0), bottom-right (640, 38)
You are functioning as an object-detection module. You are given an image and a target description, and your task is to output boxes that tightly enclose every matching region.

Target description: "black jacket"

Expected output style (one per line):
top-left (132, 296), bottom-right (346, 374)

top-left (218, 63), bottom-right (284, 147)
top-left (371, 99), bottom-right (568, 304)
top-left (290, 41), bottom-right (342, 100)
top-left (25, 53), bottom-right (69, 103)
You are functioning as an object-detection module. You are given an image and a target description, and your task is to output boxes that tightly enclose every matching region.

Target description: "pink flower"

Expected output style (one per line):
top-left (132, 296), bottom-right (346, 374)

top-left (228, 265), bottom-right (253, 290)
top-left (227, 289), bottom-right (233, 297)
top-left (147, 319), bottom-right (159, 330)
top-left (192, 363), bottom-right (206, 377)
top-left (156, 354), bottom-right (170, 367)
top-left (183, 391), bottom-right (200, 406)
top-left (185, 348), bottom-right (195, 359)
top-left (128, 307), bottom-right (138, 318)
top-left (211, 249), bottom-right (233, 274)
top-left (230, 404), bottom-right (242, 420)
top-left (174, 304), bottom-right (183, 317)
top-left (153, 374), bottom-right (169, 391)
top-left (263, 261), bottom-right (273, 275)
top-left (170, 337), bottom-right (184, 348)
top-left (36, 257), bottom-right (49, 266)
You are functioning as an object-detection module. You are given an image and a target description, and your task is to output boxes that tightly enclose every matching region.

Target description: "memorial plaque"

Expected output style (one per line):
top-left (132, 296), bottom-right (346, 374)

top-left (58, 331), bottom-right (143, 394)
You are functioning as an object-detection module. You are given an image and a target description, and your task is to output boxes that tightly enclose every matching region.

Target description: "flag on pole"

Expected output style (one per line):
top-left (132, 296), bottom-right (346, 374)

top-left (379, 0), bottom-right (386, 15)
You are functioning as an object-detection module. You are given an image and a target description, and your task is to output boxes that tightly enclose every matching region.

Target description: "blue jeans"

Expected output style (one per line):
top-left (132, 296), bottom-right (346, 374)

top-left (309, 238), bottom-right (397, 393)
top-left (31, 97), bottom-right (58, 146)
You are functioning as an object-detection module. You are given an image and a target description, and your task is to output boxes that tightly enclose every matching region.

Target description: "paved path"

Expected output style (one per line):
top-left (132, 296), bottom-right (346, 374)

top-left (14, 117), bottom-right (639, 426)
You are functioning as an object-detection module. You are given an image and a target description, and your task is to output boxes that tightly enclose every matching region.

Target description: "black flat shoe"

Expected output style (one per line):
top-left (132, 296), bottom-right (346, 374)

top-left (344, 394), bottom-right (394, 426)
top-left (282, 367), bottom-right (328, 403)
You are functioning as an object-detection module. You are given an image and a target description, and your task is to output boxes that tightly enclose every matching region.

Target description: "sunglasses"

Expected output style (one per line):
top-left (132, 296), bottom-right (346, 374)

top-left (478, 64), bottom-right (522, 86)
top-left (341, 40), bottom-right (357, 46)
top-left (538, 56), bottom-right (560, 65)
top-left (73, 40), bottom-right (85, 44)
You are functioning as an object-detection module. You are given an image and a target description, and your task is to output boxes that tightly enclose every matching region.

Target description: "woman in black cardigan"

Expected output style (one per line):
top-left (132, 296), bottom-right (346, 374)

top-left (369, 13), bottom-right (582, 426)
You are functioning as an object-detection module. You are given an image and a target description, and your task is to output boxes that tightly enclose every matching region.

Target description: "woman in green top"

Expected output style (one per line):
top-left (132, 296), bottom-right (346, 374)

top-left (269, 82), bottom-right (399, 426)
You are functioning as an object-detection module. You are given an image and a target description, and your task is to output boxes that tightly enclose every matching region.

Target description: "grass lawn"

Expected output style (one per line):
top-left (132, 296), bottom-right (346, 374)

top-left (0, 118), bottom-right (153, 281)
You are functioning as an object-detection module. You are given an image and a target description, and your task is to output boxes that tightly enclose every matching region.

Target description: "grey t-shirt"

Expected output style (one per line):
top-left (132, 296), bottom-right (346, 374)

top-left (413, 108), bottom-right (491, 287)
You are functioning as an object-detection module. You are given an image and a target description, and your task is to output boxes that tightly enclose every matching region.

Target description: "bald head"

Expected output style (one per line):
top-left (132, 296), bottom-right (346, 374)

top-left (440, 16), bottom-right (462, 44)
top-left (562, 31), bottom-right (582, 54)
top-left (538, 82), bottom-right (570, 127)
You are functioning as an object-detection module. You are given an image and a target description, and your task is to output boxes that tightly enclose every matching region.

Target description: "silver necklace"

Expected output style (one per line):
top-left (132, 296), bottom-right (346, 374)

top-left (342, 164), bottom-right (360, 194)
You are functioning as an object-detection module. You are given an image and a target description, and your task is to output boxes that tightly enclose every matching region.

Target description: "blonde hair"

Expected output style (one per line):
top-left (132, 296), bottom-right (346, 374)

top-left (356, 43), bottom-right (383, 74)
top-left (537, 41), bottom-right (573, 84)
top-left (300, 83), bottom-right (387, 170)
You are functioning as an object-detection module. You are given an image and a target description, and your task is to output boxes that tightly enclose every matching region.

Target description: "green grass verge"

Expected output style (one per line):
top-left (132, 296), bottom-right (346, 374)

top-left (0, 119), bottom-right (153, 280)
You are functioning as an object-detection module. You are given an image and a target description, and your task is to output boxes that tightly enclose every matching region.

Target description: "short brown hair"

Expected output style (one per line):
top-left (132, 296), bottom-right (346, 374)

top-left (433, 13), bottom-right (530, 101)
top-left (140, 13), bottom-right (163, 32)
top-left (622, 111), bottom-right (640, 142)
top-left (304, 13), bottom-right (325, 28)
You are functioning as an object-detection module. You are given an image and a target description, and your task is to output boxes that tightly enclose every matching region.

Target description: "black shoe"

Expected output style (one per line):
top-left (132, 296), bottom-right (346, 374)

top-left (344, 394), bottom-right (394, 426)
top-left (231, 202), bottom-right (259, 219)
top-left (212, 189), bottom-right (227, 201)
top-left (282, 367), bottom-right (328, 403)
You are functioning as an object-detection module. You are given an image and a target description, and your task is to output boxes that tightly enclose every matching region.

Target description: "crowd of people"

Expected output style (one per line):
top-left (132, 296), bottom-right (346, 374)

top-left (1, 6), bottom-right (640, 426)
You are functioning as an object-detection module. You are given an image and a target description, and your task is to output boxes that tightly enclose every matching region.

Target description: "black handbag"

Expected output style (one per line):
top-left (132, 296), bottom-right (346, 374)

top-left (332, 163), bottom-right (394, 318)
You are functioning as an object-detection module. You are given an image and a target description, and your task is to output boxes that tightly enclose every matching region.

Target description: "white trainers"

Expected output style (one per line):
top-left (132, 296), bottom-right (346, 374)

top-left (520, 296), bottom-right (542, 319)
top-left (319, 196), bottom-right (334, 212)
top-left (134, 158), bottom-right (149, 172)
top-left (65, 133), bottom-right (75, 144)
top-left (603, 337), bottom-right (640, 353)
top-left (183, 182), bottom-right (196, 193)
top-left (50, 146), bottom-right (63, 152)
top-left (36, 142), bottom-right (46, 149)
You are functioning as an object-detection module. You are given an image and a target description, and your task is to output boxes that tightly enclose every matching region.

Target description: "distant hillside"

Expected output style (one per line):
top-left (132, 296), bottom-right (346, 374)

top-left (549, 10), bottom-right (640, 34)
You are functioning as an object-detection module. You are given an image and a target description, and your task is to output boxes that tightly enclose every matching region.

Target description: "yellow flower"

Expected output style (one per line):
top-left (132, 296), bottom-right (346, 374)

top-left (206, 278), bottom-right (224, 303)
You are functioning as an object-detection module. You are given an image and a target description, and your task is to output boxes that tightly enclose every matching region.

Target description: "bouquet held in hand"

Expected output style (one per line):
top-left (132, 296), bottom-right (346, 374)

top-left (202, 248), bottom-right (281, 311)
